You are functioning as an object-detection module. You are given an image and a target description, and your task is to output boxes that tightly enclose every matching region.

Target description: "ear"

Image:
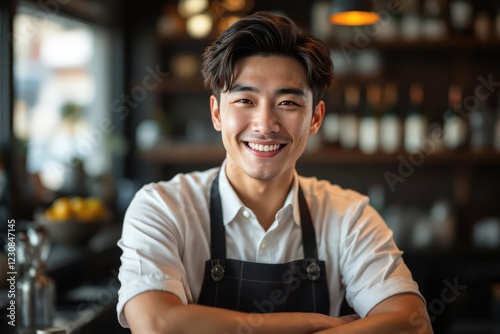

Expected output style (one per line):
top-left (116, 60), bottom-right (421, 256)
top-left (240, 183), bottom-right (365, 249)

top-left (309, 100), bottom-right (325, 135)
top-left (210, 95), bottom-right (222, 132)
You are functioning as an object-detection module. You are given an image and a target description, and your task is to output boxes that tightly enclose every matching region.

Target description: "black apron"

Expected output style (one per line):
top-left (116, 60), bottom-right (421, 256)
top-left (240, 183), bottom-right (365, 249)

top-left (197, 174), bottom-right (330, 314)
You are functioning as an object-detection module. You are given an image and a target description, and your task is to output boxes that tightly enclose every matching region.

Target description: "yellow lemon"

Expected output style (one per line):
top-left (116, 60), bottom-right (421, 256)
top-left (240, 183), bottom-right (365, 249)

top-left (70, 197), bottom-right (86, 214)
top-left (51, 197), bottom-right (73, 220)
top-left (84, 197), bottom-right (106, 220)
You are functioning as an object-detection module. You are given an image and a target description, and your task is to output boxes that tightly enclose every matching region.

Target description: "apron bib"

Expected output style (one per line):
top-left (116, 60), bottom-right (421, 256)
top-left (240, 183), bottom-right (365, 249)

top-left (197, 174), bottom-right (330, 314)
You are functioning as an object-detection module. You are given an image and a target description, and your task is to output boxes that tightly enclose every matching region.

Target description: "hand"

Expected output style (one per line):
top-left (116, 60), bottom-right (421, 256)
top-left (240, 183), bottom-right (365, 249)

top-left (338, 314), bottom-right (361, 323)
top-left (311, 313), bottom-right (360, 333)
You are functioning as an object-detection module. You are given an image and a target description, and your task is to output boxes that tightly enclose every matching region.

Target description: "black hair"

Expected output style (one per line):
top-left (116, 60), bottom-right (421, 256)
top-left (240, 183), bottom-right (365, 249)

top-left (201, 11), bottom-right (334, 106)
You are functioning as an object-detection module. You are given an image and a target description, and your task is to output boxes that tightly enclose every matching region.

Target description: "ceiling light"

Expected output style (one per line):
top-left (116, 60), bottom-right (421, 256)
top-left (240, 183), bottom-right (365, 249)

top-left (329, 0), bottom-right (380, 26)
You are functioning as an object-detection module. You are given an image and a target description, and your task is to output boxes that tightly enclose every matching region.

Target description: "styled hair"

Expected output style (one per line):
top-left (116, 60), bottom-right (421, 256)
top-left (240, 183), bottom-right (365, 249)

top-left (201, 11), bottom-right (334, 105)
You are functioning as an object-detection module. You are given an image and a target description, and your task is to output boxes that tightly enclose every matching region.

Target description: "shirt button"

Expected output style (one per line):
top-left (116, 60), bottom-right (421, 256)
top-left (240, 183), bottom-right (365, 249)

top-left (261, 241), bottom-right (267, 249)
top-left (242, 210), bottom-right (250, 218)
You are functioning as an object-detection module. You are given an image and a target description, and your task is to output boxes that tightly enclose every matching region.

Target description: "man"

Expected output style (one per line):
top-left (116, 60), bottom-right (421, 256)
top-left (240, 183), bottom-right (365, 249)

top-left (117, 12), bottom-right (432, 334)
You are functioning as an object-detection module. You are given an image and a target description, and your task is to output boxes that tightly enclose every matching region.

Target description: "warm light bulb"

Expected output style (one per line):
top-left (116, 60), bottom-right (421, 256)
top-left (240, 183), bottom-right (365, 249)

top-left (330, 11), bottom-right (380, 26)
top-left (186, 13), bottom-right (213, 39)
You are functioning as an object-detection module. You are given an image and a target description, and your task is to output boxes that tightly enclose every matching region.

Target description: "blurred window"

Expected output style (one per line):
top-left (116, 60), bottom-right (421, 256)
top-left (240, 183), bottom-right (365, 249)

top-left (13, 4), bottom-right (111, 193)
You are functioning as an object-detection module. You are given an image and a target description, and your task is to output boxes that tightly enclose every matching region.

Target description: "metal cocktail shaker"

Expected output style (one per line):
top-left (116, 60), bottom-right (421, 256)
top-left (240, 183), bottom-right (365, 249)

top-left (17, 227), bottom-right (56, 330)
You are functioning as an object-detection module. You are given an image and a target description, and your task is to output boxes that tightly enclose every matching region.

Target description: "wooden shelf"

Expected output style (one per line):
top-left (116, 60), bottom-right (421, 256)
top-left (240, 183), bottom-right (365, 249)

top-left (327, 36), bottom-right (500, 51)
top-left (300, 147), bottom-right (500, 165)
top-left (139, 143), bottom-right (500, 165)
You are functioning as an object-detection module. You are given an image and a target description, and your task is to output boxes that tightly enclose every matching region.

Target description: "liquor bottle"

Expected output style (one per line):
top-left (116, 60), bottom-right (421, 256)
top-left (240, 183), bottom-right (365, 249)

top-left (322, 111), bottom-right (340, 145)
top-left (443, 85), bottom-right (468, 150)
top-left (339, 85), bottom-right (360, 150)
top-left (449, 0), bottom-right (474, 36)
top-left (322, 88), bottom-right (341, 146)
top-left (422, 0), bottom-right (448, 40)
top-left (374, 0), bottom-right (398, 41)
top-left (359, 83), bottom-right (380, 155)
top-left (404, 82), bottom-right (428, 153)
top-left (401, 0), bottom-right (422, 41)
top-left (469, 97), bottom-right (493, 151)
top-left (380, 83), bottom-right (402, 153)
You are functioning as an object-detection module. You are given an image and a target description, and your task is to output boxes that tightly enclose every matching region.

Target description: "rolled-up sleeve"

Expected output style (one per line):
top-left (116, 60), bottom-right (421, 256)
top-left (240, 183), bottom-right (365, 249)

top-left (340, 200), bottom-right (424, 318)
top-left (116, 184), bottom-right (190, 328)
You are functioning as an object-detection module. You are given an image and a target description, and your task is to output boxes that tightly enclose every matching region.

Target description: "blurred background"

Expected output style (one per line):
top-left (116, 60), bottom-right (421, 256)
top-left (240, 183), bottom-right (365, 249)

top-left (1, 0), bottom-right (500, 333)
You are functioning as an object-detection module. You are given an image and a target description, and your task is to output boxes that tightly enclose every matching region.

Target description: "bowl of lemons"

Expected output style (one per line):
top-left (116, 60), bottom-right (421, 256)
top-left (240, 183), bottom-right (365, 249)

top-left (37, 196), bottom-right (110, 245)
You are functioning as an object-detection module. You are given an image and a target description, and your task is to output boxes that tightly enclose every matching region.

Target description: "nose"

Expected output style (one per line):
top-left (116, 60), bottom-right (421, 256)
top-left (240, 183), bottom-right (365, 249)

top-left (251, 104), bottom-right (280, 135)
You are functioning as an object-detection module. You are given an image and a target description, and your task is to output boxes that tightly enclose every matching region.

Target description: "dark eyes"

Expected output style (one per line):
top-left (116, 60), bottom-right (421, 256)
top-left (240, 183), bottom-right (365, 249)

top-left (279, 101), bottom-right (298, 106)
top-left (235, 99), bottom-right (298, 106)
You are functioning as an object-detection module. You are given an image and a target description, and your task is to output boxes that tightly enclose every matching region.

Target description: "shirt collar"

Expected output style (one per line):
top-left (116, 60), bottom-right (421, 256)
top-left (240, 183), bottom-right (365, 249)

top-left (217, 161), bottom-right (302, 227)
top-left (218, 161), bottom-right (244, 226)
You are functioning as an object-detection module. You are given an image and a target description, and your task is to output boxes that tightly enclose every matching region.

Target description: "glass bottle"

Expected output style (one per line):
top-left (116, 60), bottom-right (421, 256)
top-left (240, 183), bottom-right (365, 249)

top-left (322, 88), bottom-right (341, 146)
top-left (443, 85), bottom-right (468, 150)
top-left (380, 83), bottom-right (402, 153)
top-left (469, 98), bottom-right (493, 151)
top-left (359, 83), bottom-right (380, 155)
top-left (422, 0), bottom-right (448, 40)
top-left (401, 0), bottom-right (422, 41)
top-left (339, 85), bottom-right (360, 150)
top-left (404, 82), bottom-right (428, 153)
top-left (449, 0), bottom-right (474, 36)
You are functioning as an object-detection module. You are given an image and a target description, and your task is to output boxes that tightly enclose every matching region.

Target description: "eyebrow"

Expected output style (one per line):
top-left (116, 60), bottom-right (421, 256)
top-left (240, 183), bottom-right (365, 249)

top-left (228, 84), bottom-right (260, 94)
top-left (228, 84), bottom-right (307, 99)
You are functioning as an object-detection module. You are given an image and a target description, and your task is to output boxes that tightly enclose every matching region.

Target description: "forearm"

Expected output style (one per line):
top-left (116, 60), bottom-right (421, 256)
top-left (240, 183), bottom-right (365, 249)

top-left (125, 291), bottom-right (348, 334)
top-left (312, 294), bottom-right (433, 334)
top-left (312, 311), bottom-right (432, 334)
top-left (165, 304), bottom-right (338, 334)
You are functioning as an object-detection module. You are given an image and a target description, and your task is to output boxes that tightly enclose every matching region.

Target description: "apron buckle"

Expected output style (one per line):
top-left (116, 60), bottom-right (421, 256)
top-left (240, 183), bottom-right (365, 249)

top-left (210, 260), bottom-right (225, 282)
top-left (306, 259), bottom-right (321, 281)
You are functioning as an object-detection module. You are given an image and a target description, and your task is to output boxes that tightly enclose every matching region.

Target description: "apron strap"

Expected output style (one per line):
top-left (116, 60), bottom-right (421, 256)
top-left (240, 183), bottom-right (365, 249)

top-left (210, 173), bottom-right (226, 259)
top-left (297, 185), bottom-right (318, 259)
top-left (209, 171), bottom-right (319, 260)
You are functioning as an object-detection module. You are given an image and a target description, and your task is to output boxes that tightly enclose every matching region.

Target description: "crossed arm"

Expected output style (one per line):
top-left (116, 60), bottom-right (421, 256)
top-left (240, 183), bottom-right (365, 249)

top-left (124, 290), bottom-right (432, 334)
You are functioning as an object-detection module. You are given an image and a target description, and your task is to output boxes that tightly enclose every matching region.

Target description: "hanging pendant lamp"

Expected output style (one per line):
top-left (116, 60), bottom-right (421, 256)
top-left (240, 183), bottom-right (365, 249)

top-left (329, 0), bottom-right (380, 26)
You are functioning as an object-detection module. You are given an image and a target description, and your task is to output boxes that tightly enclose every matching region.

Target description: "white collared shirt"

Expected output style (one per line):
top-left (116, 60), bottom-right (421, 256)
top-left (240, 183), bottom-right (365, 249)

top-left (116, 162), bottom-right (423, 327)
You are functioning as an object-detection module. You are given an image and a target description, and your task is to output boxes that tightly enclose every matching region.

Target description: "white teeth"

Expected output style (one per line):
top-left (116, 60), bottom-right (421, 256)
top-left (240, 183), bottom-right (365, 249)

top-left (248, 142), bottom-right (281, 152)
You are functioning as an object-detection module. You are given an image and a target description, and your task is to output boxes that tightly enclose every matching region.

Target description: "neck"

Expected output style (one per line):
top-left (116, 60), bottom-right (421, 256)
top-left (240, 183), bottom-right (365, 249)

top-left (224, 163), bottom-right (294, 231)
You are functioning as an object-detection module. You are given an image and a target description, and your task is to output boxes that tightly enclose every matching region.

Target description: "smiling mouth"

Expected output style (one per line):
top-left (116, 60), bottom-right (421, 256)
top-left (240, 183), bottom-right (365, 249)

top-left (245, 142), bottom-right (285, 152)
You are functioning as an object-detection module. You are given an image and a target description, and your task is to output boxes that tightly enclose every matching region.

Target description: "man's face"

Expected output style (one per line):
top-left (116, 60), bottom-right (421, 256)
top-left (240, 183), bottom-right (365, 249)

top-left (210, 55), bottom-right (324, 183)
